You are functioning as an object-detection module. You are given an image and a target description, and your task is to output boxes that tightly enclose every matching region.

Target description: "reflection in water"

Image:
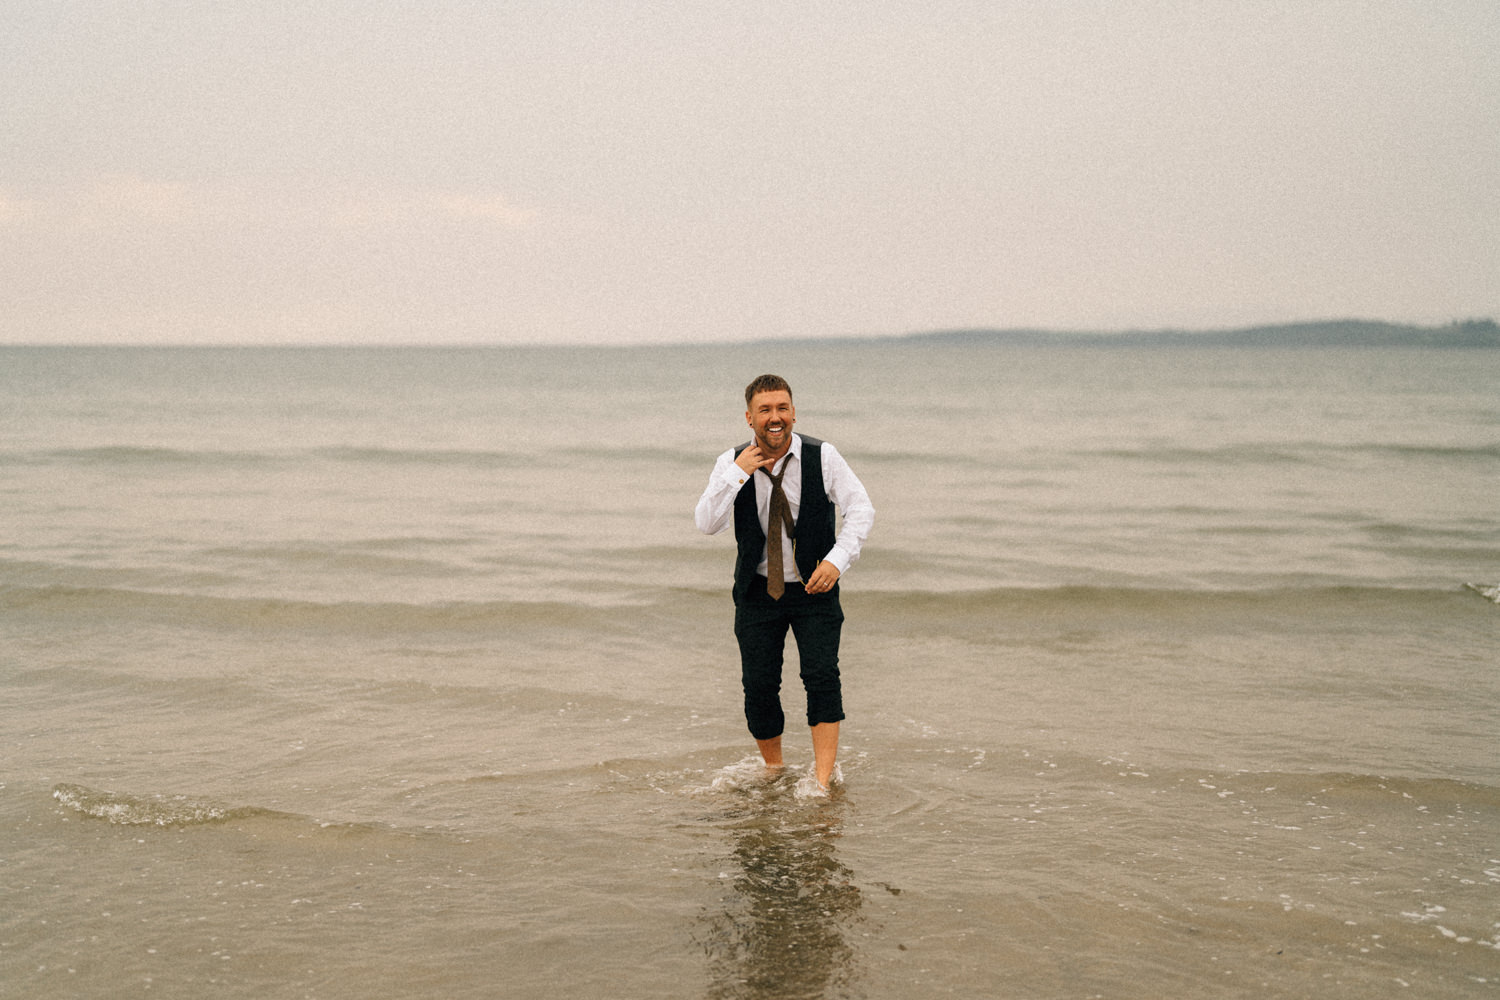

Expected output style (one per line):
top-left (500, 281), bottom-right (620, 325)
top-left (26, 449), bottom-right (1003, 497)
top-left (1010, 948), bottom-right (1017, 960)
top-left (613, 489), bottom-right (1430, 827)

top-left (699, 793), bottom-right (864, 999)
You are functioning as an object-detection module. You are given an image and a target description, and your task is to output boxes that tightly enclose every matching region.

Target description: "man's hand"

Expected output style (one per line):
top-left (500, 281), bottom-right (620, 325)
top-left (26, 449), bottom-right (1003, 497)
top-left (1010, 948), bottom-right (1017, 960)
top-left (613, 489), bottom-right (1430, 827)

top-left (735, 444), bottom-right (771, 475)
top-left (806, 560), bottom-right (841, 594)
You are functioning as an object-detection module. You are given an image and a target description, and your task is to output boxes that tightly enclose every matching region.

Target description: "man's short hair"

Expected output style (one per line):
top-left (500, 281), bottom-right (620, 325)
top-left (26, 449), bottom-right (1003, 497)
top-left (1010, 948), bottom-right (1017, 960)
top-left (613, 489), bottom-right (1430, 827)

top-left (745, 374), bottom-right (793, 408)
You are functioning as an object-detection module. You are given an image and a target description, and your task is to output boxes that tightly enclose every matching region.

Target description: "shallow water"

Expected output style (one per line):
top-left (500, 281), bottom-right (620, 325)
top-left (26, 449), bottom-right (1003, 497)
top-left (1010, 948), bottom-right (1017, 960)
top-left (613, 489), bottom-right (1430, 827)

top-left (2, 343), bottom-right (1498, 997)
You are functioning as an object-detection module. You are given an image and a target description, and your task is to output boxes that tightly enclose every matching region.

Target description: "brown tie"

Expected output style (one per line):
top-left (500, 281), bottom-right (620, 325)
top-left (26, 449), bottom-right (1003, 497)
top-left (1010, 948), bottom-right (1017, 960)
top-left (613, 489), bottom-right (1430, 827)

top-left (763, 461), bottom-right (795, 599)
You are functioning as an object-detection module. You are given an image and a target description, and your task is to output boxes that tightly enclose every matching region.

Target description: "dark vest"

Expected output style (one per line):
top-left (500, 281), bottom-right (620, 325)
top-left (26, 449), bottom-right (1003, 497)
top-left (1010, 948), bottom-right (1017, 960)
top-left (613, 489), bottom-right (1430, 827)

top-left (731, 435), bottom-right (836, 602)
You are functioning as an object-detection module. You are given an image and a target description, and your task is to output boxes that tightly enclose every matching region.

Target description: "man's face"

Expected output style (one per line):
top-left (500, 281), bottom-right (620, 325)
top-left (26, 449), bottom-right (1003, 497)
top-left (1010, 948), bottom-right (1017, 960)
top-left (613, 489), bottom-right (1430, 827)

top-left (746, 389), bottom-right (795, 455)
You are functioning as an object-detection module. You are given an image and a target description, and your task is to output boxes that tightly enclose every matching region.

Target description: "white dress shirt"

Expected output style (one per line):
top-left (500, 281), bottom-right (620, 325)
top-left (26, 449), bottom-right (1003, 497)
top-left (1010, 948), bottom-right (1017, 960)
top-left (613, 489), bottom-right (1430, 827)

top-left (694, 432), bottom-right (875, 582)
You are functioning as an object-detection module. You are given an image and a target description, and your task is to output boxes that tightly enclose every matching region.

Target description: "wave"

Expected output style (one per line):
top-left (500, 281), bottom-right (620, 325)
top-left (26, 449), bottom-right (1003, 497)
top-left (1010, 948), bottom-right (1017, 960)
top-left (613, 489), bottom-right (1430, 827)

top-left (1089, 441), bottom-right (1500, 466)
top-left (17, 439), bottom-right (1490, 471)
top-left (1139, 766), bottom-right (1500, 812)
top-left (1464, 582), bottom-right (1500, 604)
top-left (52, 782), bottom-right (287, 827)
top-left (851, 582), bottom-right (1497, 620)
top-left (0, 445), bottom-right (536, 470)
top-left (201, 542), bottom-right (477, 577)
top-left (559, 444), bottom-right (710, 469)
top-left (4, 579), bottom-right (1489, 639)
top-left (48, 783), bottom-right (429, 838)
top-left (311, 446), bottom-right (531, 468)
top-left (0, 446), bottom-right (280, 468)
top-left (0, 583), bottom-right (661, 632)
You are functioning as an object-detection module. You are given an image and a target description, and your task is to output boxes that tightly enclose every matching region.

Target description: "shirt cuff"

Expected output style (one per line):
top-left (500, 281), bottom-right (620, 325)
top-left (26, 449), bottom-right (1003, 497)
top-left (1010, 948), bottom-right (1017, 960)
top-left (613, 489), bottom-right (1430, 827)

top-left (824, 545), bottom-right (853, 575)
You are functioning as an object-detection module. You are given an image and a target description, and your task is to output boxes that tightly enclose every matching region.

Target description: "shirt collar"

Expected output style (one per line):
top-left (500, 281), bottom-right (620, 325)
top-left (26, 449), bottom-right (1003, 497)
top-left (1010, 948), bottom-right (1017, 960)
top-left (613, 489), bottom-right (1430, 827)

top-left (760, 432), bottom-right (801, 477)
top-left (776, 433), bottom-right (802, 474)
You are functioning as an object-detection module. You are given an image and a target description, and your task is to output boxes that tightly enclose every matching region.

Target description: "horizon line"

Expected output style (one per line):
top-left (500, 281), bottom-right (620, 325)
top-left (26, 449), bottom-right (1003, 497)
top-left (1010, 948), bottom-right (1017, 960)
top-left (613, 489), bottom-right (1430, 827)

top-left (1, 316), bottom-right (1495, 350)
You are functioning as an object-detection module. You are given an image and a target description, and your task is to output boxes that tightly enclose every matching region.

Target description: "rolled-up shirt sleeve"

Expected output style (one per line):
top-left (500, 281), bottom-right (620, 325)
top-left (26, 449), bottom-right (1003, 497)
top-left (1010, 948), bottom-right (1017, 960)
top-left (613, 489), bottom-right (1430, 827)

top-left (818, 442), bottom-right (874, 575)
top-left (694, 448), bottom-right (748, 536)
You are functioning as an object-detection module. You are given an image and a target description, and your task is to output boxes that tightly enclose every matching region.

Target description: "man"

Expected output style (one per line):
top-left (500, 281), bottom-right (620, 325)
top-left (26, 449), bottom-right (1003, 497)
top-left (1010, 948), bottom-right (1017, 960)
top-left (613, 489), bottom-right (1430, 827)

top-left (694, 374), bottom-right (875, 791)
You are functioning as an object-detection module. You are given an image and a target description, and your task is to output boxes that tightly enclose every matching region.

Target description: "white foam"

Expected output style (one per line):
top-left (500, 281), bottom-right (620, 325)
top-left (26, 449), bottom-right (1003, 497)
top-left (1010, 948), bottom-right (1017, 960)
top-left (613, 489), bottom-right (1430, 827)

top-left (708, 758), bottom-right (772, 791)
top-left (1464, 582), bottom-right (1500, 604)
top-left (689, 757), bottom-right (845, 800)
top-left (793, 762), bottom-right (844, 800)
top-left (52, 783), bottom-right (235, 826)
top-left (686, 756), bottom-right (780, 796)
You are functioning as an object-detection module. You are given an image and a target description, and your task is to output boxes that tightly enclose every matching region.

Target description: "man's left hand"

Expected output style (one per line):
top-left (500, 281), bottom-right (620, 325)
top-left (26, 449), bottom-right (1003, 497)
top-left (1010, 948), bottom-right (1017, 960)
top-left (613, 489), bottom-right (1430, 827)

top-left (806, 560), bottom-right (841, 594)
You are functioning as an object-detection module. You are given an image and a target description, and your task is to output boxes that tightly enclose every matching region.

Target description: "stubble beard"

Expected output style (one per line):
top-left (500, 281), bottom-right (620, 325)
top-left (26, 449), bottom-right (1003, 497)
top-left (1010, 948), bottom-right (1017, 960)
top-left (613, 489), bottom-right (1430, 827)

top-left (757, 422), bottom-right (789, 455)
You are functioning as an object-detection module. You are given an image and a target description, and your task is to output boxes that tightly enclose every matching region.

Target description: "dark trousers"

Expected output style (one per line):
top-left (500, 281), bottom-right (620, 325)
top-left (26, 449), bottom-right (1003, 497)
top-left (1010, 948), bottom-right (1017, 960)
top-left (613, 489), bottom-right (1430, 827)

top-left (733, 576), bottom-right (845, 741)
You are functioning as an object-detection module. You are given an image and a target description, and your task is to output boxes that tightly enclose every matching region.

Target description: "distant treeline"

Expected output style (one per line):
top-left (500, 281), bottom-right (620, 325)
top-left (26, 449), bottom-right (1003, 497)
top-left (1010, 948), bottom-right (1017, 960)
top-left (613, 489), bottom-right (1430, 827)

top-left (905, 319), bottom-right (1500, 348)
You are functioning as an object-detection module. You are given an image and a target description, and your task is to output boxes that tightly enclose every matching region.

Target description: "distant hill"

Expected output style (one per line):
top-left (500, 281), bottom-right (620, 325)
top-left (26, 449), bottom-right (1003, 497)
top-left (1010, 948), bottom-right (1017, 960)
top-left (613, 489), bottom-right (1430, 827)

top-left (905, 319), bottom-right (1500, 348)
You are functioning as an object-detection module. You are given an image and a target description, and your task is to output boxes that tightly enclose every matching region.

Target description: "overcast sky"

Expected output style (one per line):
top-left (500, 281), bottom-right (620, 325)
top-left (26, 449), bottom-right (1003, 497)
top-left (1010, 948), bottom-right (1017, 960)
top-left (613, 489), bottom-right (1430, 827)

top-left (3, 2), bottom-right (1497, 345)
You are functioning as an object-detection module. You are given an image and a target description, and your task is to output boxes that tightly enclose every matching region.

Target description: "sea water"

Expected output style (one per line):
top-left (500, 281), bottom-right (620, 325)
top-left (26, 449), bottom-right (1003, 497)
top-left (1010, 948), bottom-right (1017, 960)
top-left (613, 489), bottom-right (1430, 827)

top-left (2, 341), bottom-right (1497, 998)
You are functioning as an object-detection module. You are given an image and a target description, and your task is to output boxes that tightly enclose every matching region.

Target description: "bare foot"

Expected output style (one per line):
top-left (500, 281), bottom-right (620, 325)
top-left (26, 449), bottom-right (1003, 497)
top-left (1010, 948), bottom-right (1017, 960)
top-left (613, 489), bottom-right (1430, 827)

top-left (755, 734), bottom-right (784, 770)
